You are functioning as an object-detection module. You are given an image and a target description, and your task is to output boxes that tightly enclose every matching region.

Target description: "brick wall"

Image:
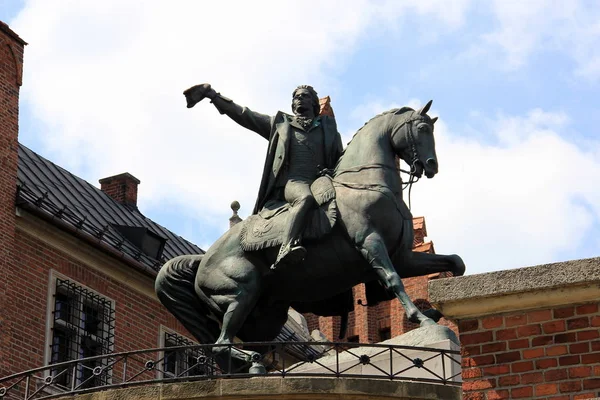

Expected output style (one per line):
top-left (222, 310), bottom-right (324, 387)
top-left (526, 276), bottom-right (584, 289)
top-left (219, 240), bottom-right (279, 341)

top-left (3, 220), bottom-right (192, 376)
top-left (0, 22), bottom-right (25, 377)
top-left (429, 257), bottom-right (600, 400)
top-left (460, 303), bottom-right (600, 400)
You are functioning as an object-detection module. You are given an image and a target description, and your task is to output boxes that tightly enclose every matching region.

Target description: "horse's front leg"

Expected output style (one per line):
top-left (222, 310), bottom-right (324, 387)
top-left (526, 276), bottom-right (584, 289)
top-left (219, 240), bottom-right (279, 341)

top-left (359, 232), bottom-right (435, 327)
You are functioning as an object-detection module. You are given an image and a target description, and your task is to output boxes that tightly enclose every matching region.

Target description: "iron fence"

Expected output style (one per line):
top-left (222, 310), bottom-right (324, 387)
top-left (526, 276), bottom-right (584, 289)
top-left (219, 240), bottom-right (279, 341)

top-left (0, 341), bottom-right (461, 400)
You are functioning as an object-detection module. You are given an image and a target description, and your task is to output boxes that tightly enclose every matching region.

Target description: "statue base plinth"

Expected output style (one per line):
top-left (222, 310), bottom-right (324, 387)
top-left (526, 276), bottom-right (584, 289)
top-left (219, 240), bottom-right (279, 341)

top-left (291, 325), bottom-right (461, 384)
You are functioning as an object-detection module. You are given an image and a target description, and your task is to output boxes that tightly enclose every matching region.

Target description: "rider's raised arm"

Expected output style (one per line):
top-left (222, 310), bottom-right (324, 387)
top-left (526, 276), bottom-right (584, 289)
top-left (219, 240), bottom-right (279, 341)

top-left (184, 84), bottom-right (272, 140)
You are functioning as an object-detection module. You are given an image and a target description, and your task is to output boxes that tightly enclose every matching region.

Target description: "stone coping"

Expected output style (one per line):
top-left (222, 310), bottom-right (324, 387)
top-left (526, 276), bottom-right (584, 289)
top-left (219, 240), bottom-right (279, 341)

top-left (428, 257), bottom-right (600, 319)
top-left (55, 377), bottom-right (461, 400)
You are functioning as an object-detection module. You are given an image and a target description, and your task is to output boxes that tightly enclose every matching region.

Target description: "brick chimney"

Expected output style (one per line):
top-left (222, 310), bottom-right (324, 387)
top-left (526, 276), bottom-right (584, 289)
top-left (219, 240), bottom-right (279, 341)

top-left (319, 96), bottom-right (335, 117)
top-left (99, 172), bottom-right (140, 207)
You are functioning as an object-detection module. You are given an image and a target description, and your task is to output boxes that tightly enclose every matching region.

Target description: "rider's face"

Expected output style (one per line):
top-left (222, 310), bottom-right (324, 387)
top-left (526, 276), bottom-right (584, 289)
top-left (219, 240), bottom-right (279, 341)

top-left (292, 89), bottom-right (315, 117)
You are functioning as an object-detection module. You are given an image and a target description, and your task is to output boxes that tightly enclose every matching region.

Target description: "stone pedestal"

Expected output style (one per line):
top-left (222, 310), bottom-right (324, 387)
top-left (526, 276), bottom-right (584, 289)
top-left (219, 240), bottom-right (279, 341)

top-left (55, 378), bottom-right (461, 400)
top-left (290, 325), bottom-right (461, 384)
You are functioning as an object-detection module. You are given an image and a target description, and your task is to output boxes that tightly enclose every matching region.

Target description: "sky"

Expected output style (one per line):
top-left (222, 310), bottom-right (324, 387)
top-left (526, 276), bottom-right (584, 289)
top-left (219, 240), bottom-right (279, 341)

top-left (1, 0), bottom-right (599, 275)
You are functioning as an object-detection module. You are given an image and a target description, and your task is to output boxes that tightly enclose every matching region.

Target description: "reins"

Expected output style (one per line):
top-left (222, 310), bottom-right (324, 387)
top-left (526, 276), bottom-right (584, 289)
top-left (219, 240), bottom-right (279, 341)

top-left (335, 112), bottom-right (424, 210)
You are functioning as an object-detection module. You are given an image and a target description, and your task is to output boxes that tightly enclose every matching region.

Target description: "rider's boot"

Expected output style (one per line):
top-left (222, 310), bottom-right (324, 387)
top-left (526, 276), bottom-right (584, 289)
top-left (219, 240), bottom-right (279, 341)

top-left (271, 239), bottom-right (306, 270)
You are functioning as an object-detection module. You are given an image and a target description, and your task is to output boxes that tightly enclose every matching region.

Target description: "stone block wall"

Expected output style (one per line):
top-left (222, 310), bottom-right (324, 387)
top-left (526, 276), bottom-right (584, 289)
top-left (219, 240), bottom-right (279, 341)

top-left (430, 257), bottom-right (600, 400)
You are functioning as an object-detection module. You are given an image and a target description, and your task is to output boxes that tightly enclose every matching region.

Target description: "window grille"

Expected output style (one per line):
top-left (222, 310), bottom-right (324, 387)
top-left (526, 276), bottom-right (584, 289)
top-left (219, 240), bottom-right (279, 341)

top-left (379, 327), bottom-right (392, 341)
top-left (162, 332), bottom-right (211, 377)
top-left (49, 278), bottom-right (115, 389)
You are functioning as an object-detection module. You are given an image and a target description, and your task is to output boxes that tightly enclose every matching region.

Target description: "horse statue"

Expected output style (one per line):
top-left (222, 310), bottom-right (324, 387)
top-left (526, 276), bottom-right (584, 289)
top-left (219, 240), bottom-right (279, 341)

top-left (155, 100), bottom-right (465, 372)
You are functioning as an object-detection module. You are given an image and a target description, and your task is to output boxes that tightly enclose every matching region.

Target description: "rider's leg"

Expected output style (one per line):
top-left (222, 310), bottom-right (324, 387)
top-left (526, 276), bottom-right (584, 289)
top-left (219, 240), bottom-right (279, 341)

top-left (359, 231), bottom-right (434, 327)
top-left (273, 180), bottom-right (315, 267)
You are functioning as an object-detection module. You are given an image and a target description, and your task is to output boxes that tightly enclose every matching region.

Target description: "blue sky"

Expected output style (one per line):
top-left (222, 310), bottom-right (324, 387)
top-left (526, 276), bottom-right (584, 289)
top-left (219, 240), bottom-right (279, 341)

top-left (2, 1), bottom-right (599, 275)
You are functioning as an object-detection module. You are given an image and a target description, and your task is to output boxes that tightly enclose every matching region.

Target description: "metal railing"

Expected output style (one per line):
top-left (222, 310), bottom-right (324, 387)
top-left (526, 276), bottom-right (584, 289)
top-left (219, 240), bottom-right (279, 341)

top-left (0, 342), bottom-right (461, 399)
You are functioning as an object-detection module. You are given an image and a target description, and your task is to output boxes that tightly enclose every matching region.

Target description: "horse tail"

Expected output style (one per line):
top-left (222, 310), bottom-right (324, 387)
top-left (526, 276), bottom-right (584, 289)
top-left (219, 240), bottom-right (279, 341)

top-left (156, 254), bottom-right (221, 345)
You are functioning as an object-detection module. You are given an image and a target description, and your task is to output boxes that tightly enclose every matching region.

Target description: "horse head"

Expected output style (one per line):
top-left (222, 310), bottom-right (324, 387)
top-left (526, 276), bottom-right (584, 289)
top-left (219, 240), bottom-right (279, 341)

top-left (390, 100), bottom-right (439, 179)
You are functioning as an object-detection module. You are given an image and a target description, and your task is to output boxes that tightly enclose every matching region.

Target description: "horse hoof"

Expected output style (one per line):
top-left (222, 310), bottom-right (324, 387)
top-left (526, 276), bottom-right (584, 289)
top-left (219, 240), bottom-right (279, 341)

top-left (249, 362), bottom-right (266, 374)
top-left (450, 254), bottom-right (466, 276)
top-left (420, 318), bottom-right (436, 328)
top-left (423, 308), bottom-right (443, 322)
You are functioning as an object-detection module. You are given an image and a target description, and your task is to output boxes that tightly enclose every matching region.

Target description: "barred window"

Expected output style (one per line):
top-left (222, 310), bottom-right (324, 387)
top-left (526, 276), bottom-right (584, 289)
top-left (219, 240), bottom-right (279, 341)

top-left (161, 331), bottom-right (211, 378)
top-left (49, 278), bottom-right (115, 389)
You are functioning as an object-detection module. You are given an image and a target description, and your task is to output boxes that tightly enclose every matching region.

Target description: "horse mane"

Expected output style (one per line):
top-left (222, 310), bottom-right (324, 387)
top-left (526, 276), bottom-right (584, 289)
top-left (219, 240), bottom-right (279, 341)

top-left (344, 107), bottom-right (415, 150)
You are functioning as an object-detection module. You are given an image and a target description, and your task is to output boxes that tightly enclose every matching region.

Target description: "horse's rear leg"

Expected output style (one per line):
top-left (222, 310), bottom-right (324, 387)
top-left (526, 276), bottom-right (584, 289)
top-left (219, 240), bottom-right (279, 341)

top-left (398, 251), bottom-right (466, 278)
top-left (198, 263), bottom-right (264, 372)
top-left (359, 232), bottom-right (435, 327)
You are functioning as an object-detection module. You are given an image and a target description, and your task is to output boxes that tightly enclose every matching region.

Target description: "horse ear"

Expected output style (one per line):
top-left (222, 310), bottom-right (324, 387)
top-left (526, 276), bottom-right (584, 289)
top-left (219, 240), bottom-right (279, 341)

top-left (431, 116), bottom-right (438, 124)
top-left (419, 100), bottom-right (433, 115)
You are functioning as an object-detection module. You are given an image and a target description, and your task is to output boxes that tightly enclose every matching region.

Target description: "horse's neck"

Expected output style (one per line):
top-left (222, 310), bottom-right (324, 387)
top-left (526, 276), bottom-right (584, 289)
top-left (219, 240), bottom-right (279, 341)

top-left (336, 128), bottom-right (401, 191)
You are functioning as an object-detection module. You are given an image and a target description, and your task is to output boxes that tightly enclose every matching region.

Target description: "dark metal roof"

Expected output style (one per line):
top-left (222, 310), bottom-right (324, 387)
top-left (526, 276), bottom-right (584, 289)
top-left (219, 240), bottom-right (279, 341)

top-left (16, 143), bottom-right (204, 273)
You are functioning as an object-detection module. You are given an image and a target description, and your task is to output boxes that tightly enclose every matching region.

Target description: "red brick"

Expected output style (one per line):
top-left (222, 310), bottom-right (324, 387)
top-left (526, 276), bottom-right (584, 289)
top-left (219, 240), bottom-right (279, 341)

top-left (482, 365), bottom-right (510, 376)
top-left (559, 355), bottom-right (580, 366)
top-left (505, 314), bottom-right (527, 327)
top-left (496, 351), bottom-right (521, 363)
top-left (499, 375), bottom-right (520, 386)
top-left (463, 379), bottom-right (495, 391)
top-left (582, 378), bottom-right (600, 390)
top-left (593, 340), bottom-right (600, 352)
top-left (461, 331), bottom-right (493, 345)
top-left (481, 315), bottom-right (503, 329)
top-left (559, 380), bottom-right (582, 392)
top-left (486, 389), bottom-right (509, 400)
top-left (545, 368), bottom-right (568, 381)
top-left (546, 345), bottom-right (568, 356)
top-left (511, 386), bottom-right (533, 398)
top-left (481, 342), bottom-right (506, 354)
top-left (528, 309), bottom-right (552, 323)
top-left (554, 332), bottom-right (577, 343)
top-left (591, 315), bottom-right (600, 327)
top-left (520, 371), bottom-right (543, 384)
top-left (595, 365), bottom-right (600, 376)
top-left (495, 328), bottom-right (517, 341)
top-left (523, 348), bottom-right (544, 359)
top-left (517, 324), bottom-right (541, 337)
top-left (581, 352), bottom-right (600, 364)
top-left (543, 320), bottom-right (566, 334)
top-left (577, 329), bottom-right (599, 341)
top-left (463, 345), bottom-right (481, 356)
top-left (532, 335), bottom-right (553, 346)
top-left (535, 383), bottom-right (558, 396)
top-left (569, 366), bottom-right (592, 378)
top-left (508, 338), bottom-right (528, 349)
top-left (570, 342), bottom-right (590, 354)
top-left (459, 319), bottom-right (479, 332)
top-left (511, 361), bottom-right (534, 373)
top-left (462, 367), bottom-right (482, 379)
top-left (576, 303), bottom-right (598, 315)
top-left (472, 355), bottom-right (495, 366)
top-left (567, 316), bottom-right (590, 330)
top-left (463, 393), bottom-right (485, 400)
top-left (574, 393), bottom-right (598, 400)
top-left (553, 306), bottom-right (575, 318)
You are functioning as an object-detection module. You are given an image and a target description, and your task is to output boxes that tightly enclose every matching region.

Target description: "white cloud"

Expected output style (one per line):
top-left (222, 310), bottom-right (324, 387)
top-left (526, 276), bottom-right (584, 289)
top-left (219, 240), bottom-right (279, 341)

top-left (10, 0), bottom-right (473, 231)
top-left (482, 0), bottom-right (600, 79)
top-left (407, 109), bottom-right (600, 273)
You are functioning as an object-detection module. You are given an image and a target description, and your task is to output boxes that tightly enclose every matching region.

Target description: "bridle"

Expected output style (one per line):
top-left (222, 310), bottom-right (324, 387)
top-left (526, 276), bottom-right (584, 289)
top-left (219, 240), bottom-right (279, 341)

top-left (333, 111), bottom-right (431, 211)
top-left (391, 112), bottom-right (427, 209)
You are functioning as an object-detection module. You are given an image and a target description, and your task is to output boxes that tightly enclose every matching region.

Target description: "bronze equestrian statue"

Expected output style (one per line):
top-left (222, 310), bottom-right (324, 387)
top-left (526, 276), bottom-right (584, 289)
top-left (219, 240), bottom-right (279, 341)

top-left (155, 84), bottom-right (465, 372)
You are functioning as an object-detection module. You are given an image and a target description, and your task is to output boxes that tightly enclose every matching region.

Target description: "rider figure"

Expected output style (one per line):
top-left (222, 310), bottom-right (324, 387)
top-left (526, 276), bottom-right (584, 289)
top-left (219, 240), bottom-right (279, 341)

top-left (184, 84), bottom-right (343, 269)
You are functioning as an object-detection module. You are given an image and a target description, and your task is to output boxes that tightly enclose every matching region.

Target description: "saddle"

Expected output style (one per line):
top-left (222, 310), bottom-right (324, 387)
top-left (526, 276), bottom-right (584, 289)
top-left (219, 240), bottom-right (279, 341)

top-left (240, 176), bottom-right (337, 251)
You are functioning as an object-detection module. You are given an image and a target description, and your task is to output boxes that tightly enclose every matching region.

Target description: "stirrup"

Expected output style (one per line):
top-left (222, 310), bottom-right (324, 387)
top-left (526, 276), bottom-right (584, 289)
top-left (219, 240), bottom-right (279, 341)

top-left (271, 243), bottom-right (306, 270)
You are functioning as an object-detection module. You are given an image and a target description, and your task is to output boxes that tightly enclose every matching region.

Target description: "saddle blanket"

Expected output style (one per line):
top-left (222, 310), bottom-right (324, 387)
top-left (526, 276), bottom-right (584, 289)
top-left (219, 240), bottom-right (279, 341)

top-left (240, 176), bottom-right (337, 251)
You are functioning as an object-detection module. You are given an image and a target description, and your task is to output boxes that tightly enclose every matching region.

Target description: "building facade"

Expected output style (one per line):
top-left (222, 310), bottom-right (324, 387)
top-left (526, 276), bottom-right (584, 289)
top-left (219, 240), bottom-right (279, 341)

top-left (0, 22), bottom-right (205, 383)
